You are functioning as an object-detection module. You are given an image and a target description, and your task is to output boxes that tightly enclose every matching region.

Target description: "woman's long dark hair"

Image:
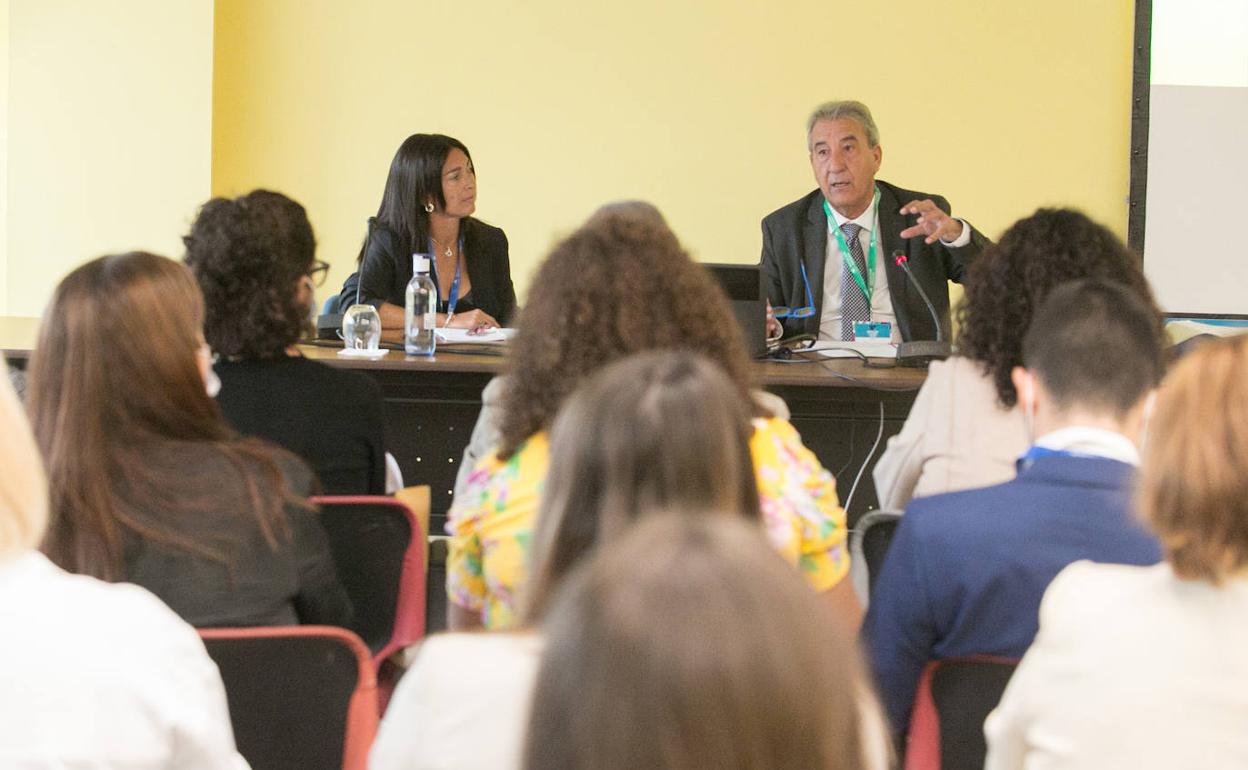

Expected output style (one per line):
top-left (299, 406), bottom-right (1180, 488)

top-left (358, 133), bottom-right (472, 263)
top-left (27, 252), bottom-right (297, 581)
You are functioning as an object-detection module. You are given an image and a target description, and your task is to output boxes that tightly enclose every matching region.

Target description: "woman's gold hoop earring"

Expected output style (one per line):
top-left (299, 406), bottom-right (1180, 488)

top-left (424, 202), bottom-right (435, 213)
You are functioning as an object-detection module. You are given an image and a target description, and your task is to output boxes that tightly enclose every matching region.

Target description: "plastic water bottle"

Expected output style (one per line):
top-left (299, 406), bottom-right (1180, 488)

top-left (405, 254), bottom-right (437, 356)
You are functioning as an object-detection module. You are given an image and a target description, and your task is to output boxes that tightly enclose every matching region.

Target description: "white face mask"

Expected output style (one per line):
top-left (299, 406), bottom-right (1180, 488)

top-left (198, 344), bottom-right (221, 398)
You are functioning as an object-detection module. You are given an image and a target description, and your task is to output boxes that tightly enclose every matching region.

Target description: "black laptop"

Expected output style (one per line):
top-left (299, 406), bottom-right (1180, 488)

top-left (704, 263), bottom-right (768, 358)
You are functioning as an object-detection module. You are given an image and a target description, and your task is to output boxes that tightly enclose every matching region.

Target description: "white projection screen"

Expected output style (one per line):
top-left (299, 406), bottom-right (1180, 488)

top-left (1134, 0), bottom-right (1248, 317)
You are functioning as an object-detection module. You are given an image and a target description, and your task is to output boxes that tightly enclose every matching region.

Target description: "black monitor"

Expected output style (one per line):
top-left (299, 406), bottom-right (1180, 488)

top-left (705, 263), bottom-right (763, 302)
top-left (703, 263), bottom-right (767, 358)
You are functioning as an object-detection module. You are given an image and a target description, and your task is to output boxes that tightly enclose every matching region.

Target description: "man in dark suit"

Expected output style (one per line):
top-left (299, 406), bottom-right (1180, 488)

top-left (861, 280), bottom-right (1166, 737)
top-left (761, 100), bottom-right (989, 341)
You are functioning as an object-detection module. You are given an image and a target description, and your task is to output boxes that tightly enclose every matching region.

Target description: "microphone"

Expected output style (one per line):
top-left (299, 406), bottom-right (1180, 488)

top-left (893, 249), bottom-right (952, 368)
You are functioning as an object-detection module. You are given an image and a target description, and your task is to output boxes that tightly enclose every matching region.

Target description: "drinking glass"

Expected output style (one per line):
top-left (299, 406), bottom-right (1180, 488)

top-left (342, 304), bottom-right (382, 351)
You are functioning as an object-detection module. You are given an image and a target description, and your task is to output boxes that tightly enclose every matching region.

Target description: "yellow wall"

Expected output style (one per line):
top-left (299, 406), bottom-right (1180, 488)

top-left (0, 0), bottom-right (10, 314)
top-left (4, 0), bottom-right (213, 317)
top-left (213, 0), bottom-right (1136, 306)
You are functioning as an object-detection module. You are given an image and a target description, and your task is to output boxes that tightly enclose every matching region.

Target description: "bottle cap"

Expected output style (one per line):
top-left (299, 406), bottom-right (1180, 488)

top-left (412, 254), bottom-right (430, 272)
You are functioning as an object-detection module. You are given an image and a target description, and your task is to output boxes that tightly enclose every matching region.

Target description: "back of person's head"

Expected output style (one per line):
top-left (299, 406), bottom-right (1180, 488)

top-left (584, 199), bottom-right (669, 229)
top-left (184, 189), bottom-right (316, 358)
top-left (27, 252), bottom-right (291, 580)
top-left (524, 352), bottom-right (761, 622)
top-left (0, 357), bottom-right (47, 560)
top-left (1140, 335), bottom-right (1248, 583)
top-left (1020, 279), bottom-right (1164, 418)
top-left (500, 204), bottom-right (756, 458)
top-left (957, 208), bottom-right (1157, 407)
top-left (525, 515), bottom-right (865, 770)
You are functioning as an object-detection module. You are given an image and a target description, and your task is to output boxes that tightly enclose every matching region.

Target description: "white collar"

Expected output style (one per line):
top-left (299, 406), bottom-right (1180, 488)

top-left (1033, 426), bottom-right (1140, 466)
top-left (826, 195), bottom-right (877, 234)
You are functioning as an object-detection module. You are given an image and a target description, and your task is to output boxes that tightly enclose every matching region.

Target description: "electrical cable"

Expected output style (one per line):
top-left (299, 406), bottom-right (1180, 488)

top-left (842, 401), bottom-right (886, 514)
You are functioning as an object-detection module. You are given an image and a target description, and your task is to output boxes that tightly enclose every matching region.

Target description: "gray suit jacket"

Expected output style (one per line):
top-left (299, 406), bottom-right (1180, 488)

top-left (760, 180), bottom-right (988, 341)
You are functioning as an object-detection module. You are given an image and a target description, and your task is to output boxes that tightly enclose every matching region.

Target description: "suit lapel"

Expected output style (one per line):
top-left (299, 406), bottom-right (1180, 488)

top-left (876, 183), bottom-right (907, 297)
top-left (804, 195), bottom-right (829, 336)
top-left (875, 182), bottom-right (913, 337)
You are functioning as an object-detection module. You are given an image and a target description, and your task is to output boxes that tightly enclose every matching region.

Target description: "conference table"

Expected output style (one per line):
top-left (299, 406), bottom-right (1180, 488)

top-left (2, 315), bottom-right (925, 530)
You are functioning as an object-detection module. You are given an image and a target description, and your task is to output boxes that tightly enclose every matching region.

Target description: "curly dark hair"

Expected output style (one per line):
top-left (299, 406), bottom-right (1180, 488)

top-left (956, 208), bottom-right (1159, 407)
top-left (497, 207), bottom-right (759, 460)
top-left (183, 190), bottom-right (315, 358)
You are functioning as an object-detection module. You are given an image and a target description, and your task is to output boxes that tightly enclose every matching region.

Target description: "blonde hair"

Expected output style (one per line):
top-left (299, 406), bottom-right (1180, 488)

top-left (0, 357), bottom-right (48, 557)
top-left (1139, 335), bottom-right (1248, 583)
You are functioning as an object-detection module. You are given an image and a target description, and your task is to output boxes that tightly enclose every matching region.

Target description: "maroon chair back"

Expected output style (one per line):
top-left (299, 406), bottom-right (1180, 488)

top-left (199, 626), bottom-right (378, 770)
top-left (311, 495), bottom-right (427, 668)
top-left (905, 656), bottom-right (1019, 770)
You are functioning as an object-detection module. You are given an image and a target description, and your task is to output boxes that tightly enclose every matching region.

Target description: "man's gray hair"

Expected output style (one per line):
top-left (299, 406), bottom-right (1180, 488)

top-left (806, 100), bottom-right (880, 149)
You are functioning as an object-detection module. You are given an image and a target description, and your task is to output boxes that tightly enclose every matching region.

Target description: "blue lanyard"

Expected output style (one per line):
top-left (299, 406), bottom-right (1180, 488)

top-left (823, 187), bottom-right (880, 304)
top-left (428, 236), bottom-right (465, 315)
top-left (1016, 445), bottom-right (1093, 472)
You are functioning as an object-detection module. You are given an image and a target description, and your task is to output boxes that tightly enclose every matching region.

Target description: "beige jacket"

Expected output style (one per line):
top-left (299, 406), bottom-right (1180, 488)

top-left (872, 355), bottom-right (1027, 511)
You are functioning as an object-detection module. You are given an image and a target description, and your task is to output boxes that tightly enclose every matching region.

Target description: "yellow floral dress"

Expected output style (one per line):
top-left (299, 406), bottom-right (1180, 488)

top-left (446, 418), bottom-right (849, 629)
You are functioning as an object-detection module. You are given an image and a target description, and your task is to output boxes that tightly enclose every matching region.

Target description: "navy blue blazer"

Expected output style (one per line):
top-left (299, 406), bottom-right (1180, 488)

top-left (861, 455), bottom-right (1162, 735)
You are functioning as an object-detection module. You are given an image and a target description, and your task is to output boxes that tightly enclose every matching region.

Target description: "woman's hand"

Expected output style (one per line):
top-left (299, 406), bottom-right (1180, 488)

top-left (445, 309), bottom-right (500, 332)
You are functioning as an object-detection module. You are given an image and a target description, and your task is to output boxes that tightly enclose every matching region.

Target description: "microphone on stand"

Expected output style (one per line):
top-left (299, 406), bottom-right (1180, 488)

top-left (893, 249), bottom-right (952, 368)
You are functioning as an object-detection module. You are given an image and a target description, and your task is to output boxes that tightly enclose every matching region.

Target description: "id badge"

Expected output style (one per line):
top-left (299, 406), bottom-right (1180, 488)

top-left (854, 321), bottom-right (892, 340)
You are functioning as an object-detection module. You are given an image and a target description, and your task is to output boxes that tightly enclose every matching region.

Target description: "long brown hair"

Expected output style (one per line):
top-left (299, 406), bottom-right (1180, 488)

top-left (27, 252), bottom-right (294, 581)
top-left (523, 352), bottom-right (761, 623)
top-left (525, 515), bottom-right (866, 770)
top-left (1139, 335), bottom-right (1248, 584)
top-left (498, 205), bottom-right (759, 459)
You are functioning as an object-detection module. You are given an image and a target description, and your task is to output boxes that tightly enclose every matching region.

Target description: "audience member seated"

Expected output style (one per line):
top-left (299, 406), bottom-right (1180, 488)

top-left (986, 334), bottom-right (1248, 768)
top-left (526, 515), bottom-right (888, 770)
top-left (450, 201), bottom-right (740, 500)
top-left (445, 206), bottom-right (856, 632)
top-left (0, 356), bottom-right (248, 769)
top-left (375, 351), bottom-right (798, 770)
top-left (862, 279), bottom-right (1165, 737)
top-left (184, 189), bottom-right (389, 495)
top-left (27, 252), bottom-right (352, 628)
top-left (335, 133), bottom-right (515, 331)
top-left (873, 209), bottom-right (1158, 510)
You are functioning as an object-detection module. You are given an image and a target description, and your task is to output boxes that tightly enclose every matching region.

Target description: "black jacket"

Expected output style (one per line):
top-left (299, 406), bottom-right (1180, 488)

top-left (215, 356), bottom-right (386, 496)
top-left (122, 444), bottom-right (353, 629)
top-left (760, 180), bottom-right (989, 341)
top-left (337, 217), bottom-right (516, 325)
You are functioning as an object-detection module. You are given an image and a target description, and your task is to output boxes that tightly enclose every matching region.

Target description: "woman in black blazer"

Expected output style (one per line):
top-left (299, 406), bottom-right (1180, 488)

top-left (337, 134), bottom-right (516, 330)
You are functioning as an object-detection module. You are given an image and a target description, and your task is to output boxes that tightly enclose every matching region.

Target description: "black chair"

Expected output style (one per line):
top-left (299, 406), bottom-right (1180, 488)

top-left (311, 495), bottom-right (428, 668)
top-left (849, 509), bottom-right (901, 605)
top-left (200, 626), bottom-right (378, 770)
top-left (905, 656), bottom-right (1019, 770)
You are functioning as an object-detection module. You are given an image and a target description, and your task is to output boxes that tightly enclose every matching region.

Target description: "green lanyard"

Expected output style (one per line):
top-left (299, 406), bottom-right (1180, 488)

top-left (823, 186), bottom-right (880, 305)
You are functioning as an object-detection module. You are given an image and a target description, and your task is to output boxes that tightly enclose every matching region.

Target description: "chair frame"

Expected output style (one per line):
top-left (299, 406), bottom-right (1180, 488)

top-left (199, 625), bottom-right (379, 770)
top-left (311, 494), bottom-right (428, 669)
top-left (905, 655), bottom-right (1019, 770)
top-left (849, 508), bottom-right (902, 606)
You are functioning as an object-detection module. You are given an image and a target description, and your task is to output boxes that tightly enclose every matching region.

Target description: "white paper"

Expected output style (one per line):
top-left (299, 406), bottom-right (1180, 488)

top-left (806, 340), bottom-right (898, 359)
top-left (435, 327), bottom-right (517, 344)
top-left (337, 347), bottom-right (390, 360)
